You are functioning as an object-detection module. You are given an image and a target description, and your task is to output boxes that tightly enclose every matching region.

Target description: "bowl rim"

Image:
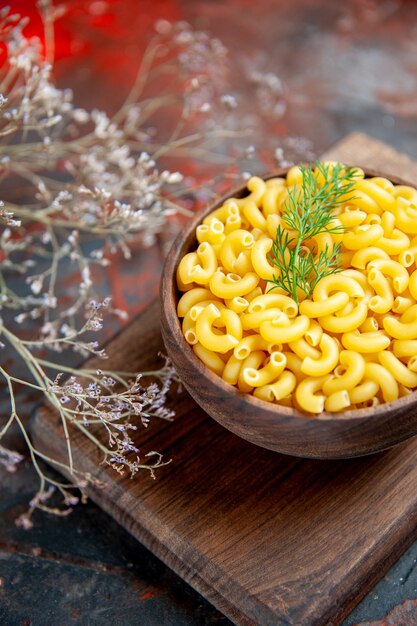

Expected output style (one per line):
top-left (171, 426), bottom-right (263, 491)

top-left (161, 164), bottom-right (417, 423)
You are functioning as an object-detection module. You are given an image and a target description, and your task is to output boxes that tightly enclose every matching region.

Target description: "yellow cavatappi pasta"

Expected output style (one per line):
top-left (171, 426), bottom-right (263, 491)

top-left (322, 350), bottom-right (365, 395)
top-left (225, 296), bottom-right (249, 314)
top-left (192, 342), bottom-right (225, 377)
top-left (237, 350), bottom-right (265, 393)
top-left (304, 319), bottom-right (323, 346)
top-left (194, 303), bottom-right (241, 353)
top-left (247, 293), bottom-right (298, 317)
top-left (222, 353), bottom-right (244, 385)
top-left (392, 197), bottom-right (417, 234)
top-left (209, 270), bottom-right (259, 299)
top-left (250, 238), bottom-right (276, 281)
top-left (324, 389), bottom-right (351, 412)
top-left (367, 268), bottom-right (394, 314)
top-left (219, 229), bottom-right (254, 275)
top-left (350, 246), bottom-right (390, 269)
top-left (242, 351), bottom-right (287, 387)
top-left (295, 375), bottom-right (329, 413)
top-left (196, 218), bottom-right (225, 245)
top-left (341, 329), bottom-right (391, 353)
top-left (288, 338), bottom-right (320, 360)
top-left (253, 370), bottom-right (297, 402)
top-left (259, 314), bottom-right (310, 343)
top-left (177, 287), bottom-right (219, 317)
top-left (233, 334), bottom-right (279, 360)
top-left (300, 333), bottom-right (339, 376)
top-left (176, 165), bottom-right (417, 414)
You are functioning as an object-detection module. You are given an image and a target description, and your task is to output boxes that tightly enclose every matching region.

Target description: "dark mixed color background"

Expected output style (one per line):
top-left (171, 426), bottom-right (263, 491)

top-left (2, 1), bottom-right (417, 624)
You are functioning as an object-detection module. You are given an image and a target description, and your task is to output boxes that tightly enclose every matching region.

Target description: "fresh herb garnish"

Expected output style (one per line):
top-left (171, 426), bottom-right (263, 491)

top-left (269, 161), bottom-right (356, 303)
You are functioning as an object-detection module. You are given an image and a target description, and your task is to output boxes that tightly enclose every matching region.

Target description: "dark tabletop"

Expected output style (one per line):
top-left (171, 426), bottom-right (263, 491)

top-left (2, 1), bottom-right (417, 624)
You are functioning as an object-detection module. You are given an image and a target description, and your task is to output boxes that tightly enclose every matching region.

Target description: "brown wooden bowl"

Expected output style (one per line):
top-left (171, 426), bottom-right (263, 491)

top-left (160, 167), bottom-right (417, 459)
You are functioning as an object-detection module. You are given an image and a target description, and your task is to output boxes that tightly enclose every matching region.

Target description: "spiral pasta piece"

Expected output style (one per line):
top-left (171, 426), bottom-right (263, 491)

top-left (322, 351), bottom-right (365, 395)
top-left (195, 304), bottom-right (241, 353)
top-left (301, 334), bottom-right (339, 376)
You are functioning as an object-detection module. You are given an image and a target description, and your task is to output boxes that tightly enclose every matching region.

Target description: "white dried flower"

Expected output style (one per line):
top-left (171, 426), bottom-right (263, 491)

top-left (0, 3), bottom-right (292, 526)
top-left (221, 94), bottom-right (238, 109)
top-left (72, 108), bottom-right (89, 123)
top-left (29, 278), bottom-right (43, 294)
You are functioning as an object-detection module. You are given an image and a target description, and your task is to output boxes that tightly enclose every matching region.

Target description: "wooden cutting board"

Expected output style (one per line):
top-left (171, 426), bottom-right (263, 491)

top-left (32, 133), bottom-right (417, 626)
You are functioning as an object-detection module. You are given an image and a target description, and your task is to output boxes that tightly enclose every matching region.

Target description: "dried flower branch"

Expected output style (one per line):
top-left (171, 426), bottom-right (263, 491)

top-left (0, 0), bottom-right (311, 527)
top-left (0, 3), bottom-right (257, 526)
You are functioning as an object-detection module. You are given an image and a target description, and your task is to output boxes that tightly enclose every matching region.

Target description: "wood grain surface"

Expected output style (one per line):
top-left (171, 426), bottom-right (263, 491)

top-left (32, 133), bottom-right (417, 626)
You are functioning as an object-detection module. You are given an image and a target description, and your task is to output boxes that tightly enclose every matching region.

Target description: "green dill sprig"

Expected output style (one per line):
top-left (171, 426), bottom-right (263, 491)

top-left (269, 161), bottom-right (356, 303)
